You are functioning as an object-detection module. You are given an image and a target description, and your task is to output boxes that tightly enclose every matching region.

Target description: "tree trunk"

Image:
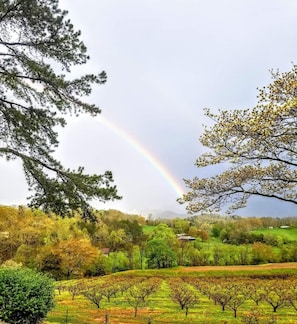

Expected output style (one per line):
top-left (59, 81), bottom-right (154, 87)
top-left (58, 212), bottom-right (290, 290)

top-left (105, 311), bottom-right (109, 324)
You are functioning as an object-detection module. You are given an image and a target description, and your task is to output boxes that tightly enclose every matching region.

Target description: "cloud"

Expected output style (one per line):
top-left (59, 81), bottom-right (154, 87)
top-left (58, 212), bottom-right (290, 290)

top-left (2, 0), bottom-right (297, 217)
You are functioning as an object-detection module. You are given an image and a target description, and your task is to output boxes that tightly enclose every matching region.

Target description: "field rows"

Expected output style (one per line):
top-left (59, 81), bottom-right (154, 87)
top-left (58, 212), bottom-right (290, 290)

top-left (46, 264), bottom-right (297, 324)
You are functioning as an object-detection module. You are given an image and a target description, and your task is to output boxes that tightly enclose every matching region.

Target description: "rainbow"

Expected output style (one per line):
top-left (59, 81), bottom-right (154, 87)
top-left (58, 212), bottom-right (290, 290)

top-left (98, 115), bottom-right (185, 198)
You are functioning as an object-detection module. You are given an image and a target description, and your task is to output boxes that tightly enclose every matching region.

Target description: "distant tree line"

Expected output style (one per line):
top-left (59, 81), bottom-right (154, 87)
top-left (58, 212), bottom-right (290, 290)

top-left (0, 206), bottom-right (297, 279)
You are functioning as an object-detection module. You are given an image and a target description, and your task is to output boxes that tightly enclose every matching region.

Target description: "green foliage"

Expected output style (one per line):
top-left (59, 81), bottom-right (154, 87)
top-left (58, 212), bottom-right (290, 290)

top-left (212, 223), bottom-right (223, 238)
top-left (84, 254), bottom-right (108, 277)
top-left (105, 251), bottom-right (130, 273)
top-left (252, 242), bottom-right (278, 264)
top-left (1, 205), bottom-right (297, 278)
top-left (0, 267), bottom-right (54, 324)
top-left (118, 219), bottom-right (144, 244)
top-left (145, 238), bottom-right (177, 269)
top-left (150, 223), bottom-right (176, 242)
top-left (39, 250), bottom-right (63, 280)
top-left (142, 225), bottom-right (156, 234)
top-left (0, 0), bottom-right (120, 220)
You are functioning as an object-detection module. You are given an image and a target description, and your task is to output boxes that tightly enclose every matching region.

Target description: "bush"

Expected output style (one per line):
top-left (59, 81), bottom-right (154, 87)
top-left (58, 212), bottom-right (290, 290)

top-left (0, 267), bottom-right (55, 324)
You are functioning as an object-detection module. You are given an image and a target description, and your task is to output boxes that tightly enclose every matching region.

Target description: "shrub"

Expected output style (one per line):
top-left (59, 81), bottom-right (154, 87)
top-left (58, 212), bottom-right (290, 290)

top-left (0, 267), bottom-right (55, 324)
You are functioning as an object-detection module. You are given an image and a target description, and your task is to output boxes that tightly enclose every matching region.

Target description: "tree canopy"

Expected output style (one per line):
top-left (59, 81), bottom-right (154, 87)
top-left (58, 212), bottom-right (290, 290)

top-left (180, 65), bottom-right (297, 214)
top-left (0, 0), bottom-right (120, 220)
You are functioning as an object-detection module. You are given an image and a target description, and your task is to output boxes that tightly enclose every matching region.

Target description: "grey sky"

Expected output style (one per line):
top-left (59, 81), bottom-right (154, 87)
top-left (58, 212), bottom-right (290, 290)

top-left (1, 0), bottom-right (297, 217)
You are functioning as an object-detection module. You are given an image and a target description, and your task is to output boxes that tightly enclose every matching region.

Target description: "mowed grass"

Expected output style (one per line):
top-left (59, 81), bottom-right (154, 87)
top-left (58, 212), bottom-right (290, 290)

top-left (252, 227), bottom-right (297, 242)
top-left (142, 225), bottom-right (157, 234)
top-left (45, 263), bottom-right (297, 324)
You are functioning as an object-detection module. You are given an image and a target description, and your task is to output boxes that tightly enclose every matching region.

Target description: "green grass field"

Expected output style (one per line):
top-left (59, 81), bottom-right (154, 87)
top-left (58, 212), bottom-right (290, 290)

top-left (142, 225), bottom-right (157, 234)
top-left (252, 227), bottom-right (297, 242)
top-left (45, 264), bottom-right (297, 324)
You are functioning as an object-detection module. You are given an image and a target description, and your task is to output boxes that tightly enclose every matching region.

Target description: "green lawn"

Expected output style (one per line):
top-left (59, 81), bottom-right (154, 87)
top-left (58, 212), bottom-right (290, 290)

top-left (142, 225), bottom-right (157, 234)
top-left (252, 227), bottom-right (297, 242)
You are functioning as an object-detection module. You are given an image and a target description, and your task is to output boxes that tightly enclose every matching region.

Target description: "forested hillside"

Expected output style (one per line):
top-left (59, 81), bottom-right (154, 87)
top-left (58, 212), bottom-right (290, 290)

top-left (0, 205), bottom-right (296, 279)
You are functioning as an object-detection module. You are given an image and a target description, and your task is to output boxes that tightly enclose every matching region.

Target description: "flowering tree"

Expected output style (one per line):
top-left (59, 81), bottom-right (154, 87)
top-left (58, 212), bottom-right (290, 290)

top-left (180, 65), bottom-right (297, 214)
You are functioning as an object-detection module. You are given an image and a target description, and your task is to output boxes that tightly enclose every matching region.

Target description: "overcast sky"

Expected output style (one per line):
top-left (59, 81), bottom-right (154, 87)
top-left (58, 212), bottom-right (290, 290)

top-left (1, 0), bottom-right (297, 217)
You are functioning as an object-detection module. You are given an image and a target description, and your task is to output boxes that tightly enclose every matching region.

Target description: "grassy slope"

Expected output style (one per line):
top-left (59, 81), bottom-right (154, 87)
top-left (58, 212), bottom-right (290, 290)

top-left (252, 227), bottom-right (297, 242)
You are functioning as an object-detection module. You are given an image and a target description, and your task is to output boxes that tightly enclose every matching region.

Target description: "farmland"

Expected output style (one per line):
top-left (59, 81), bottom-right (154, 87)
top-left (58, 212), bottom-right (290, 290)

top-left (45, 263), bottom-right (297, 324)
top-left (1, 206), bottom-right (297, 323)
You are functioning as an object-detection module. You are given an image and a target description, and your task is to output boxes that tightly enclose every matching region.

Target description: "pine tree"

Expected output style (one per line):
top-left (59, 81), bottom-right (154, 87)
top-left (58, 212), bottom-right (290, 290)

top-left (0, 0), bottom-right (120, 220)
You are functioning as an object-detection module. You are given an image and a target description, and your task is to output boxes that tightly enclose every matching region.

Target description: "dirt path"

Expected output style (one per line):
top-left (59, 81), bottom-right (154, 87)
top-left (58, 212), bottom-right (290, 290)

top-left (180, 262), bottom-right (297, 272)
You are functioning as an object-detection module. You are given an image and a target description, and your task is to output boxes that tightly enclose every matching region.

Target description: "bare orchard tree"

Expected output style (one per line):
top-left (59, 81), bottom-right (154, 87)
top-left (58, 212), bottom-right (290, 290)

top-left (167, 278), bottom-right (199, 316)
